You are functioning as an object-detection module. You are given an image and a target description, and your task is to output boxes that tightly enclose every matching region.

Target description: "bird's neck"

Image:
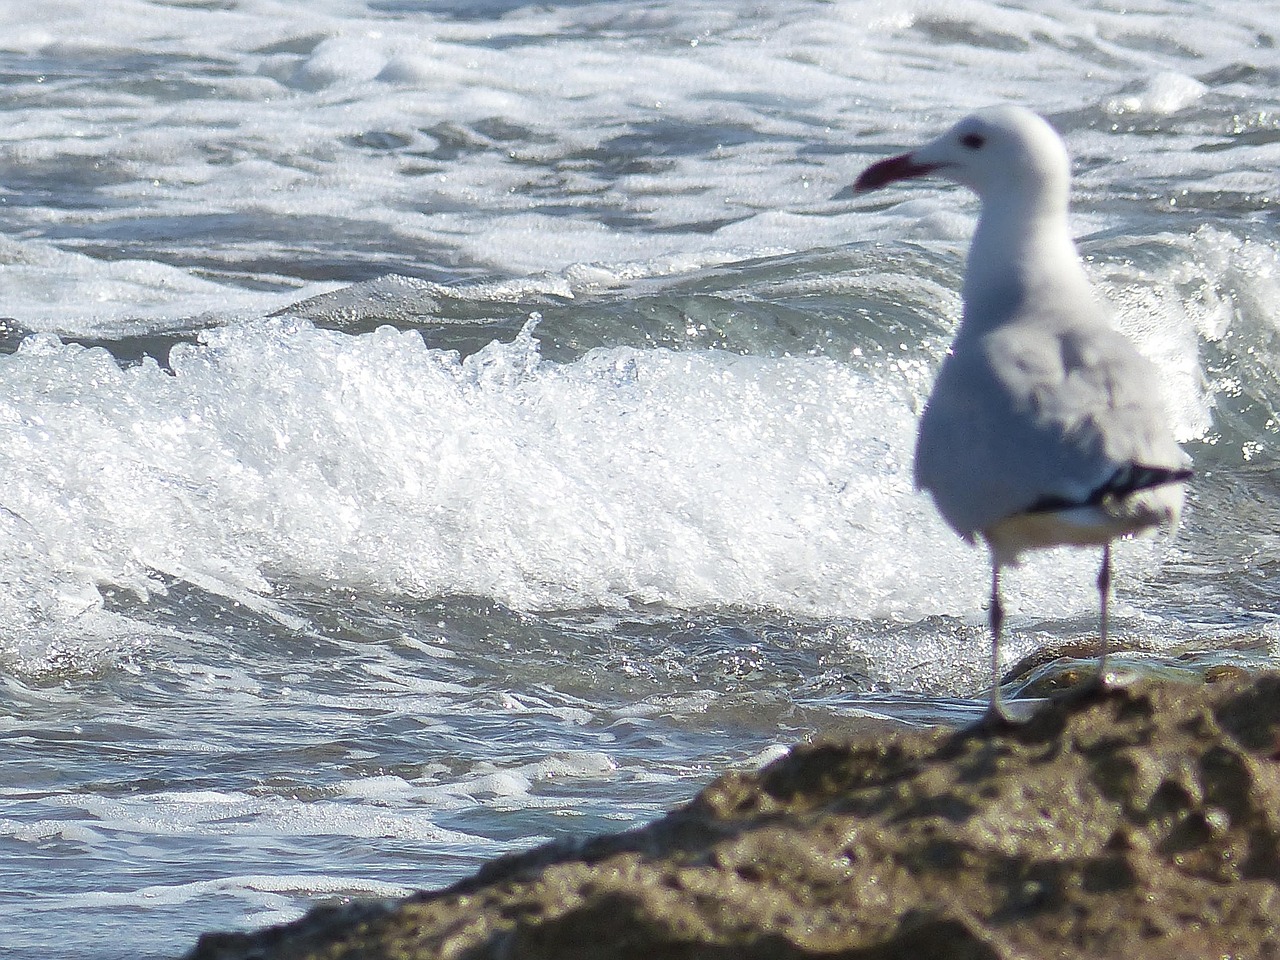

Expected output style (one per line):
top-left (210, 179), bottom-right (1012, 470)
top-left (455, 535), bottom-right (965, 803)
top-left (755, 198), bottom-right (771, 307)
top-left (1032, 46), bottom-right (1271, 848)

top-left (960, 195), bottom-right (1090, 331)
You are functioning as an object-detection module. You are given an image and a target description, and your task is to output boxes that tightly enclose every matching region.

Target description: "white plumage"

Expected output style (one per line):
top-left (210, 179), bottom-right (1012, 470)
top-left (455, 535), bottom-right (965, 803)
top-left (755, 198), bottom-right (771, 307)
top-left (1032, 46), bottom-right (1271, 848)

top-left (854, 106), bottom-right (1191, 723)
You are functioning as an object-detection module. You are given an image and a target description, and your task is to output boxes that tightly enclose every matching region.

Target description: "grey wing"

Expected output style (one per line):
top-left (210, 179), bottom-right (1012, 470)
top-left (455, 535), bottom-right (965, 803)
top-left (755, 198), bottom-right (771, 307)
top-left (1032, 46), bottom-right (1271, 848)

top-left (913, 321), bottom-right (1186, 538)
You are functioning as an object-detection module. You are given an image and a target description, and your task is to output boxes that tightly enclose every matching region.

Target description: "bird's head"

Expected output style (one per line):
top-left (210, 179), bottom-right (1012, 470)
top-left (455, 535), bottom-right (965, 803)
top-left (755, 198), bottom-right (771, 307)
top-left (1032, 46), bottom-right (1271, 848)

top-left (852, 106), bottom-right (1071, 207)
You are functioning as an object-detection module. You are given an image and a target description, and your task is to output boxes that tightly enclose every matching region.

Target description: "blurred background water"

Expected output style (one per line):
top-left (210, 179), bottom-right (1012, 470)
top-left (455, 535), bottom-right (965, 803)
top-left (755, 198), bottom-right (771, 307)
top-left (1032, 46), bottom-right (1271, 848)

top-left (0, 1), bottom-right (1278, 957)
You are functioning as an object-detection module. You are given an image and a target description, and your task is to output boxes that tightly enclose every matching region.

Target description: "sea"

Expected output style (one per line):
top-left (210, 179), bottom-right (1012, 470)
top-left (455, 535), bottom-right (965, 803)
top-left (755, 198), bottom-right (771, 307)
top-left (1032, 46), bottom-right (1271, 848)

top-left (0, 1), bottom-right (1277, 957)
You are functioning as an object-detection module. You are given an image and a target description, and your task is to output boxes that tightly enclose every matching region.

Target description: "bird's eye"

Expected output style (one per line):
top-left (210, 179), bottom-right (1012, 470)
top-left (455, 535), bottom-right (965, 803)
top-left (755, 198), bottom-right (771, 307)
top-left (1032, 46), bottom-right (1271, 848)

top-left (961, 133), bottom-right (985, 149)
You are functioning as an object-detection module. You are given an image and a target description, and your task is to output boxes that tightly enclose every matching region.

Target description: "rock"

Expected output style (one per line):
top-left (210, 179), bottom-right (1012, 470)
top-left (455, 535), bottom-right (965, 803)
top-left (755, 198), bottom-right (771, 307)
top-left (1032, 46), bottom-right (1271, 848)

top-left (186, 676), bottom-right (1280, 960)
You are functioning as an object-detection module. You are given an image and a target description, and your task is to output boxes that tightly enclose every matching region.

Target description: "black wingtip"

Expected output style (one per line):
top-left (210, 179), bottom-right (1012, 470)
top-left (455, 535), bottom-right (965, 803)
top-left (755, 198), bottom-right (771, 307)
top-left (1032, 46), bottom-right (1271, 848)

top-left (1106, 464), bottom-right (1194, 499)
top-left (1029, 463), bottom-right (1192, 514)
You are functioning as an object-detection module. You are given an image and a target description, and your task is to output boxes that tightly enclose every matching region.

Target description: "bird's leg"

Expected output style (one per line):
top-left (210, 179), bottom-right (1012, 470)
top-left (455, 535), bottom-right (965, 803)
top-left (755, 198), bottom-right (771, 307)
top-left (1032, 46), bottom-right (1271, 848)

top-left (982, 557), bottom-right (1018, 727)
top-left (1050, 543), bottom-right (1115, 706)
top-left (1095, 542), bottom-right (1112, 687)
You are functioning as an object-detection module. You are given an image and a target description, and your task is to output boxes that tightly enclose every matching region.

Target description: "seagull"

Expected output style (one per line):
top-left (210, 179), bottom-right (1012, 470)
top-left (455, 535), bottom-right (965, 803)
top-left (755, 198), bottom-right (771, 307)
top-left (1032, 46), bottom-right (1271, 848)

top-left (852, 106), bottom-right (1191, 724)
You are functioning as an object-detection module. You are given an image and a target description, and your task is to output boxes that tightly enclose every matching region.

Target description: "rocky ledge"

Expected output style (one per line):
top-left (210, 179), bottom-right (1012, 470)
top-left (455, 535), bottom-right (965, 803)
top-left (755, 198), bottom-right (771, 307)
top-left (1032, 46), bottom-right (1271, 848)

top-left (187, 675), bottom-right (1280, 960)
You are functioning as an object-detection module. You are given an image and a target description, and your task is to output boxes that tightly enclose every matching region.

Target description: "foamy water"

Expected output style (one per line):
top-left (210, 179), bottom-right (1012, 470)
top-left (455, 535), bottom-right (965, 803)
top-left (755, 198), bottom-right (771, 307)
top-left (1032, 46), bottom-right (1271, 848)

top-left (0, 2), bottom-right (1278, 957)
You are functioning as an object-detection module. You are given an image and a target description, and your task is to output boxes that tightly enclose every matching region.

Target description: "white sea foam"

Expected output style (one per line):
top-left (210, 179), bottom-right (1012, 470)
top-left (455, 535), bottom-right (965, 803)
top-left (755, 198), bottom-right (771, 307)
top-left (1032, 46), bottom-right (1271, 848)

top-left (1, 0), bottom-right (1274, 327)
top-left (22, 787), bottom-right (504, 847)
top-left (0, 301), bottom-right (1218, 686)
top-left (0, 317), bottom-right (1007, 623)
top-left (1104, 72), bottom-right (1209, 116)
top-left (35, 873), bottom-right (415, 911)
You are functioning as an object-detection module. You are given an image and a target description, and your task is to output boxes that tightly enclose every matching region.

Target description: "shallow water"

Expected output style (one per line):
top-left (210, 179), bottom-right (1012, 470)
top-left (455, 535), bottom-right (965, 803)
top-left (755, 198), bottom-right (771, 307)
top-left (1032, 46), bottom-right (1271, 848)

top-left (0, 1), bottom-right (1279, 957)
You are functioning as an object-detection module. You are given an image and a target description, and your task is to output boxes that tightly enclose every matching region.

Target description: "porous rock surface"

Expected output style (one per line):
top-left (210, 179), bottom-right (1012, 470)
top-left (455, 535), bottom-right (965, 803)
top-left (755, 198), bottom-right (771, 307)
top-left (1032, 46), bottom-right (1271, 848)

top-left (187, 676), bottom-right (1280, 959)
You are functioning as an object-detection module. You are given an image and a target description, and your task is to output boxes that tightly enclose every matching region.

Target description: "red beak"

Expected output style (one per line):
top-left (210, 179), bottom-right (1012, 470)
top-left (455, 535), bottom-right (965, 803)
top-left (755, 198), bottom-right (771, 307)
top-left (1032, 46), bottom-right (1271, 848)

top-left (853, 152), bottom-right (940, 193)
